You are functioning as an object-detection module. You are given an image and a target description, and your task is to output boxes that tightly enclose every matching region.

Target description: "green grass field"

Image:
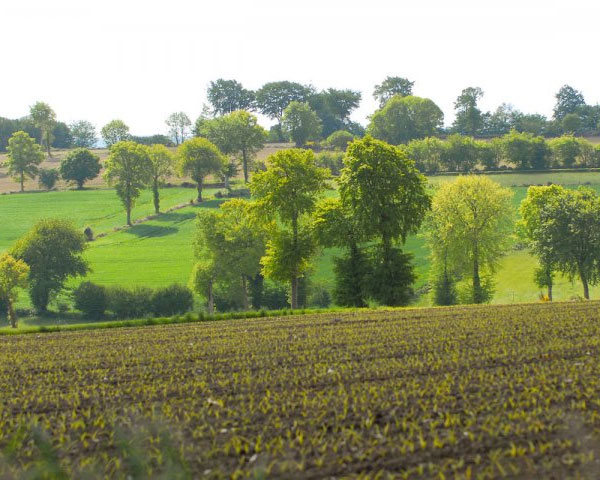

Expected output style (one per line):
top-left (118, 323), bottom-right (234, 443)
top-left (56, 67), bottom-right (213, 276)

top-left (2, 171), bottom-right (600, 321)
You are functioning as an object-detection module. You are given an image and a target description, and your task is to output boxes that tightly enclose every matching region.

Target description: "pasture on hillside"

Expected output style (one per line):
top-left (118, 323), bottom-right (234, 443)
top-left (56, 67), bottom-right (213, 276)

top-left (1, 302), bottom-right (600, 478)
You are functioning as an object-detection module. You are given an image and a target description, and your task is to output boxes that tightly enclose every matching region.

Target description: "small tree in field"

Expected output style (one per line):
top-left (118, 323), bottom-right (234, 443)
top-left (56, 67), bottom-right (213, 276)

top-left (38, 168), bottom-right (59, 190)
top-left (60, 148), bottom-right (101, 189)
top-left (281, 102), bottom-right (322, 147)
top-left (29, 101), bottom-right (56, 157)
top-left (0, 253), bottom-right (29, 328)
top-left (147, 144), bottom-right (174, 213)
top-left (12, 219), bottom-right (88, 313)
top-left (101, 120), bottom-right (130, 147)
top-left (103, 141), bottom-right (152, 225)
top-left (251, 149), bottom-right (330, 308)
top-left (6, 131), bottom-right (45, 192)
top-left (177, 137), bottom-right (225, 202)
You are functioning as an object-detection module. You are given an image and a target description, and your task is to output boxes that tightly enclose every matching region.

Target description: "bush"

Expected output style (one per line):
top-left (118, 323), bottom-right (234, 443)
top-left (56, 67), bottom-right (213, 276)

top-left (59, 148), bottom-right (101, 189)
top-left (151, 284), bottom-right (194, 317)
top-left (73, 282), bottom-right (108, 318)
top-left (107, 286), bottom-right (153, 319)
top-left (83, 227), bottom-right (94, 241)
top-left (308, 284), bottom-right (331, 308)
top-left (315, 151), bottom-right (344, 176)
top-left (38, 168), bottom-right (59, 190)
top-left (326, 130), bottom-right (354, 151)
top-left (261, 283), bottom-right (289, 310)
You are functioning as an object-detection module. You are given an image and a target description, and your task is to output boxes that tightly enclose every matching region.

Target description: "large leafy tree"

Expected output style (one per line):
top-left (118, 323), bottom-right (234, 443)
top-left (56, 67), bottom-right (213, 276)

top-left (522, 186), bottom-right (600, 299)
top-left (29, 101), bottom-right (56, 156)
top-left (147, 144), bottom-right (174, 213)
top-left (103, 141), bottom-right (152, 225)
top-left (367, 95), bottom-right (443, 145)
top-left (553, 85), bottom-right (586, 121)
top-left (60, 148), bottom-right (101, 189)
top-left (193, 199), bottom-right (267, 312)
top-left (6, 131), bottom-right (44, 192)
top-left (452, 87), bottom-right (484, 135)
top-left (339, 136), bottom-right (430, 305)
top-left (281, 101), bottom-right (322, 147)
top-left (308, 88), bottom-right (361, 137)
top-left (373, 76), bottom-right (414, 107)
top-left (207, 79), bottom-right (254, 116)
top-left (426, 176), bottom-right (514, 304)
top-left (177, 137), bottom-right (225, 202)
top-left (101, 120), bottom-right (130, 147)
top-left (0, 253), bottom-right (29, 328)
top-left (255, 81), bottom-right (314, 136)
top-left (69, 120), bottom-right (97, 148)
top-left (12, 219), bottom-right (88, 312)
top-left (165, 112), bottom-right (191, 145)
top-left (197, 111), bottom-right (267, 183)
top-left (250, 149), bottom-right (330, 308)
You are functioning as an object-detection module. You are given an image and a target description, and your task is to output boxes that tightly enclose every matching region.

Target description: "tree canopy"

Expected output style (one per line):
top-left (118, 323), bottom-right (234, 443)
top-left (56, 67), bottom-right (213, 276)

top-left (101, 120), bottom-right (130, 147)
top-left (281, 102), bottom-right (322, 147)
top-left (6, 130), bottom-right (44, 192)
top-left (207, 79), bottom-right (254, 116)
top-left (373, 76), bottom-right (414, 107)
top-left (177, 137), bottom-right (225, 202)
top-left (60, 148), bottom-right (101, 189)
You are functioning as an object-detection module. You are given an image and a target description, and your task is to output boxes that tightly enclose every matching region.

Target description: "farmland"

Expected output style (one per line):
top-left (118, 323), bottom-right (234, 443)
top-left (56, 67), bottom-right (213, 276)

top-left (2, 302), bottom-right (600, 478)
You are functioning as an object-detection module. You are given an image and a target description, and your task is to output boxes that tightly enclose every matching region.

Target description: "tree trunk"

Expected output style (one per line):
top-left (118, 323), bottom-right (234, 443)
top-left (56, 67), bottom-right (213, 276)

top-left (20, 172), bottom-right (24, 192)
top-left (547, 284), bottom-right (553, 301)
top-left (7, 299), bottom-right (17, 328)
top-left (472, 245), bottom-right (482, 304)
top-left (241, 275), bottom-right (249, 311)
top-left (197, 178), bottom-right (203, 202)
top-left (290, 276), bottom-right (298, 310)
top-left (153, 179), bottom-right (160, 214)
top-left (207, 280), bottom-right (214, 314)
top-left (581, 274), bottom-right (590, 300)
top-left (242, 149), bottom-right (249, 183)
top-left (45, 131), bottom-right (52, 158)
top-left (126, 205), bottom-right (132, 226)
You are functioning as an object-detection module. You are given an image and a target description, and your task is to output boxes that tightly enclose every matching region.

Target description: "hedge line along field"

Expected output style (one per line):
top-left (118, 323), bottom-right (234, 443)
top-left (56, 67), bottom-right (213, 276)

top-left (2, 302), bottom-right (600, 478)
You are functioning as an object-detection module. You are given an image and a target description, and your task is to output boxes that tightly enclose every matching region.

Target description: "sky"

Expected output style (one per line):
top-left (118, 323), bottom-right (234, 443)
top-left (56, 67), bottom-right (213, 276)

top-left (2, 0), bottom-right (599, 136)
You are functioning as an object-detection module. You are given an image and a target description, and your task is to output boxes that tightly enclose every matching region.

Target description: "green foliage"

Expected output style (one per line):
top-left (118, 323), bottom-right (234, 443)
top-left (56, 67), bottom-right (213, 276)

top-left (73, 281), bottom-right (108, 318)
top-left (326, 130), bottom-right (354, 150)
top-left (0, 253), bottom-right (29, 327)
top-left (37, 168), bottom-right (59, 190)
top-left (332, 247), bottom-right (371, 307)
top-left (442, 134), bottom-right (479, 172)
top-left (6, 130), bottom-right (45, 191)
top-left (368, 245), bottom-right (416, 306)
top-left (406, 137), bottom-right (445, 174)
top-left (101, 120), bottom-right (130, 147)
top-left (307, 88), bottom-right (361, 137)
top-left (60, 148), bottom-right (101, 189)
top-left (165, 112), bottom-right (191, 145)
top-left (452, 87), bottom-right (484, 135)
top-left (147, 144), bottom-right (174, 213)
top-left (130, 134), bottom-right (173, 146)
top-left (106, 286), bottom-right (153, 318)
top-left (177, 137), bottom-right (225, 202)
top-left (281, 101), bottom-right (322, 146)
top-left (255, 81), bottom-right (314, 123)
top-left (432, 270), bottom-right (457, 306)
top-left (314, 151), bottom-right (344, 176)
top-left (373, 76), bottom-right (414, 107)
top-left (549, 134), bottom-right (581, 168)
top-left (29, 101), bottom-right (56, 155)
top-left (553, 84), bottom-right (586, 121)
top-left (500, 129), bottom-right (551, 169)
top-left (12, 219), bottom-right (88, 312)
top-left (103, 141), bottom-right (152, 225)
top-left (367, 95), bottom-right (443, 145)
top-left (150, 284), bottom-right (194, 317)
top-left (69, 120), bottom-right (97, 148)
top-left (207, 79), bottom-right (254, 115)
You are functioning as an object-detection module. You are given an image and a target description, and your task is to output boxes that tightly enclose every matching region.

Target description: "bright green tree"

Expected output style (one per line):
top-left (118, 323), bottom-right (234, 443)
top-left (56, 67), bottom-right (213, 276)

top-left (60, 148), bottom-right (101, 189)
top-left (103, 141), bottom-right (152, 225)
top-left (441, 134), bottom-right (479, 172)
top-left (147, 144), bottom-right (174, 213)
top-left (406, 137), bottom-right (445, 173)
top-left (281, 102), bottom-right (322, 147)
top-left (12, 219), bottom-right (88, 312)
top-left (500, 130), bottom-right (551, 169)
top-left (177, 137), bottom-right (226, 202)
top-left (326, 130), bottom-right (354, 151)
top-left (339, 136), bottom-right (430, 305)
top-left (29, 101), bottom-right (56, 156)
top-left (101, 120), bottom-right (130, 147)
top-left (6, 131), bottom-right (45, 192)
top-left (0, 253), bottom-right (29, 328)
top-left (549, 135), bottom-right (581, 168)
top-left (251, 149), bottom-right (330, 308)
top-left (367, 95), bottom-right (443, 145)
top-left (426, 176), bottom-right (514, 304)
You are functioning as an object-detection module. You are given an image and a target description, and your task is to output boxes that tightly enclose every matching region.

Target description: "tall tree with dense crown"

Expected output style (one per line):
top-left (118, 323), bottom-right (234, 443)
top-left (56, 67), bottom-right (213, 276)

top-left (60, 148), bottom-right (101, 189)
top-left (177, 137), bottom-right (225, 202)
top-left (553, 85), bottom-right (586, 121)
top-left (147, 144), bottom-right (174, 213)
top-left (250, 149), bottom-right (330, 308)
top-left (6, 131), bottom-right (45, 192)
top-left (165, 112), bottom-right (191, 145)
top-left (452, 87), bottom-right (484, 135)
top-left (103, 141), bottom-right (152, 225)
top-left (373, 76), bottom-right (415, 107)
top-left (339, 136), bottom-right (431, 305)
top-left (101, 120), bottom-right (130, 147)
top-left (426, 176), bottom-right (514, 303)
top-left (255, 81), bottom-right (314, 136)
top-left (0, 253), bottom-right (29, 328)
top-left (12, 219), bottom-right (88, 312)
top-left (367, 95), bottom-right (443, 145)
top-left (69, 120), bottom-right (97, 148)
top-left (207, 79), bottom-right (254, 116)
top-left (281, 102), bottom-right (322, 147)
top-left (29, 101), bottom-right (56, 156)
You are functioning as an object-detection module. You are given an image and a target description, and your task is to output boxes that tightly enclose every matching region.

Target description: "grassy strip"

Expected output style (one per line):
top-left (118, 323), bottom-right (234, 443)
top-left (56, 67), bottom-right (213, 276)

top-left (0, 307), bottom-right (358, 336)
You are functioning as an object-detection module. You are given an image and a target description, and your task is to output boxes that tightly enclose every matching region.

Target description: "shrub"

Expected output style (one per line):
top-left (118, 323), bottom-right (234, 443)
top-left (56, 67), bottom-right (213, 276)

top-left (308, 284), bottom-right (332, 308)
top-left (261, 283), bottom-right (289, 310)
top-left (59, 148), bottom-right (101, 189)
top-left (326, 130), bottom-right (354, 151)
top-left (107, 286), bottom-right (153, 319)
top-left (83, 227), bottom-right (94, 241)
top-left (73, 282), bottom-right (108, 318)
top-left (38, 168), bottom-right (59, 190)
top-left (315, 151), bottom-right (344, 176)
top-left (151, 284), bottom-right (194, 317)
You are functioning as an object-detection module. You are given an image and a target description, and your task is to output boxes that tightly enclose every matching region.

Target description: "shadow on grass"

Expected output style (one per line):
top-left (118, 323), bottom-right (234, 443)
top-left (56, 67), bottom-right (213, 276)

top-left (153, 211), bottom-right (197, 224)
top-left (124, 224), bottom-right (179, 238)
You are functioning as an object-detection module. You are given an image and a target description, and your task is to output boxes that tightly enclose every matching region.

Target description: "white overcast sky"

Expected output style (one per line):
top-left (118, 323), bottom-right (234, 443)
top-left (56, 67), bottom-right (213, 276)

top-left (2, 0), bottom-right (599, 135)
